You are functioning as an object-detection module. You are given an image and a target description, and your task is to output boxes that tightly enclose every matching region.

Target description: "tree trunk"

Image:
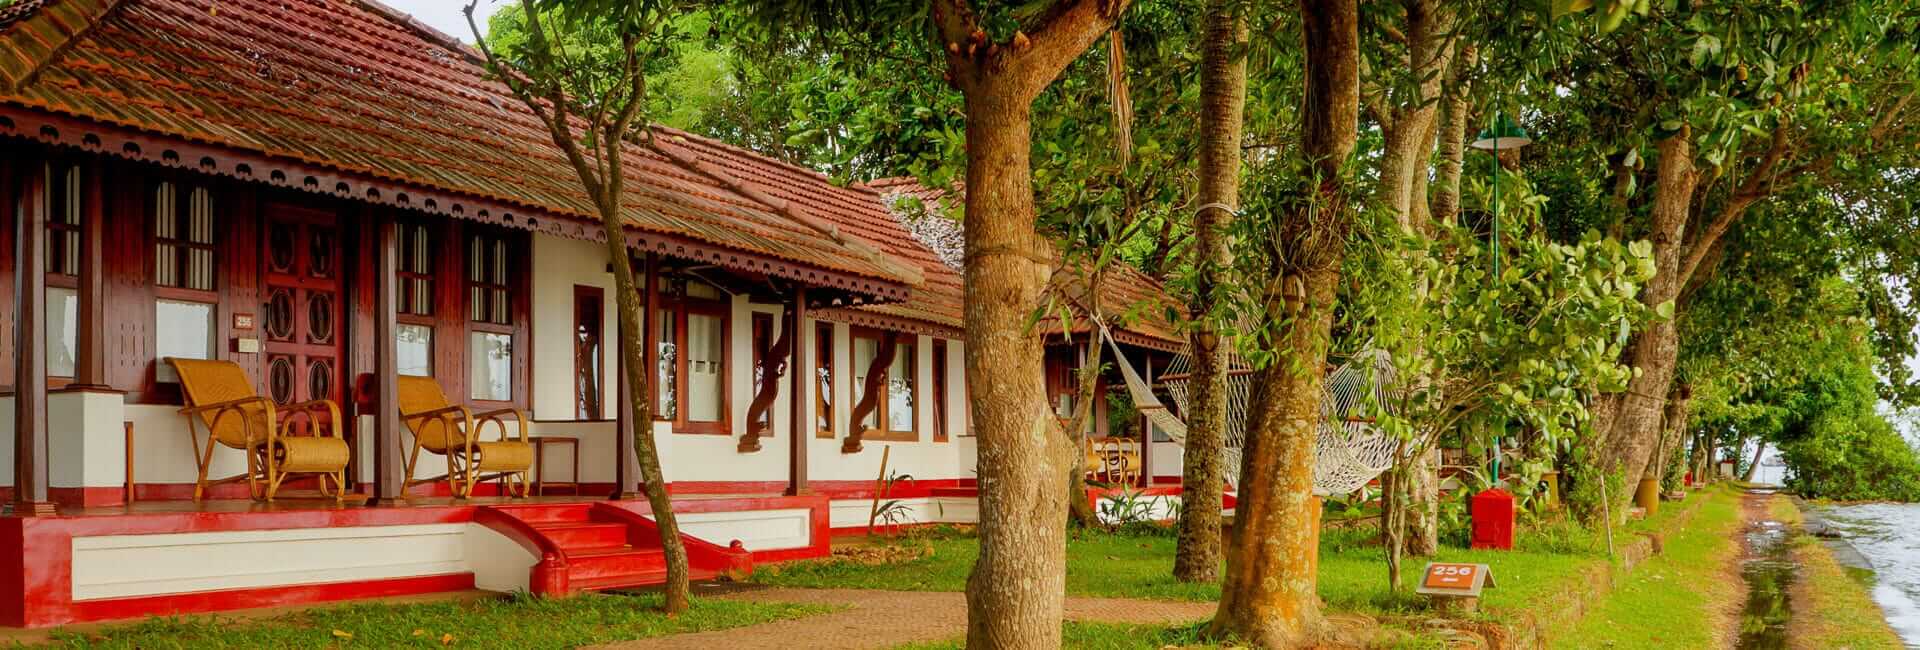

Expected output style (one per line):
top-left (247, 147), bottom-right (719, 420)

top-left (1209, 0), bottom-right (1357, 644)
top-left (1174, 0), bottom-right (1246, 585)
top-left (1594, 129), bottom-right (1696, 520)
top-left (600, 217), bottom-right (690, 613)
top-left (1068, 338), bottom-right (1105, 528)
top-left (931, 3), bottom-right (1128, 646)
top-left (1372, 0), bottom-right (1454, 559)
top-left (1744, 441), bottom-right (1768, 484)
top-left (961, 93), bottom-right (1073, 649)
top-left (1651, 383), bottom-right (1691, 487)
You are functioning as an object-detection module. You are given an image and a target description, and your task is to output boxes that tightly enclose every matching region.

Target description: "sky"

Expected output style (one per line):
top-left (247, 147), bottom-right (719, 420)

top-left (379, 0), bottom-right (503, 43)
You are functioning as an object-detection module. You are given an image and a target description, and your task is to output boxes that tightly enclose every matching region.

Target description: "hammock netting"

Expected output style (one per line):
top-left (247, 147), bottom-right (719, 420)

top-left (1102, 327), bottom-right (1401, 496)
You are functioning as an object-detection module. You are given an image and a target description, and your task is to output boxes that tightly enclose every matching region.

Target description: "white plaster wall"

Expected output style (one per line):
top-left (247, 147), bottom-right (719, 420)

top-left (48, 391), bottom-right (126, 489)
top-left (529, 234), bottom-right (618, 421)
top-left (69, 524), bottom-right (468, 600)
top-left (1149, 440), bottom-right (1184, 480)
top-left (827, 496), bottom-right (977, 529)
top-left (806, 328), bottom-right (975, 485)
top-left (675, 508), bottom-right (811, 551)
top-left (464, 523), bottom-right (536, 593)
top-left (126, 403), bottom-right (241, 485)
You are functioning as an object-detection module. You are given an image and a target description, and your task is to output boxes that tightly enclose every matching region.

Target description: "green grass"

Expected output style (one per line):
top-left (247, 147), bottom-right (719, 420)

top-left (764, 511), bottom-right (1612, 621)
top-left (1550, 487), bottom-right (1744, 649)
top-left (38, 592), bottom-right (830, 649)
top-left (1770, 496), bottom-right (1906, 649)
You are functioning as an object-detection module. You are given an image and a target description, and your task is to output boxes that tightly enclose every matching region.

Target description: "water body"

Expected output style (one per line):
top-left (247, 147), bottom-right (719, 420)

top-left (1813, 502), bottom-right (1920, 647)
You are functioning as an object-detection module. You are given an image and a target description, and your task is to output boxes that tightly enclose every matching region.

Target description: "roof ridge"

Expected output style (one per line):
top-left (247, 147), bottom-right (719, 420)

top-left (0, 0), bottom-right (122, 92)
top-left (350, 0), bottom-right (490, 67)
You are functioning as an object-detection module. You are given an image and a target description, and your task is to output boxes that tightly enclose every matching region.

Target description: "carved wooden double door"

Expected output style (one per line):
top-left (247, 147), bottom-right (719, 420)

top-left (260, 205), bottom-right (344, 407)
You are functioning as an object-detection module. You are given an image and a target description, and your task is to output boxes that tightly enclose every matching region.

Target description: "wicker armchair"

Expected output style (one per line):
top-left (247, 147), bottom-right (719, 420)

top-left (169, 358), bottom-right (350, 502)
top-left (1083, 436), bottom-right (1141, 485)
top-left (398, 376), bottom-right (532, 498)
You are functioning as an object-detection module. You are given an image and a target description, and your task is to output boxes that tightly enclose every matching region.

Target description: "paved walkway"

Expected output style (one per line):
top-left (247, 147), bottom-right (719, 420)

top-left (590, 587), bottom-right (1216, 650)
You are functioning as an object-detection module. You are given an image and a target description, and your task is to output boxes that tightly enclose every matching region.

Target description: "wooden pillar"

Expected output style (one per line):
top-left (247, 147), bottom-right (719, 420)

top-left (787, 287), bottom-right (809, 496)
top-left (639, 252), bottom-right (659, 490)
top-left (72, 163), bottom-right (107, 388)
top-left (610, 255), bottom-right (635, 500)
top-left (369, 213), bottom-right (401, 503)
top-left (13, 160), bottom-right (54, 515)
top-left (1139, 355), bottom-right (1152, 488)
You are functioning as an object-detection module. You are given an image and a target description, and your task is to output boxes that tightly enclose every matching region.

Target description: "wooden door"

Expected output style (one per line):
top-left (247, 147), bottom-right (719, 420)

top-left (260, 205), bottom-right (344, 407)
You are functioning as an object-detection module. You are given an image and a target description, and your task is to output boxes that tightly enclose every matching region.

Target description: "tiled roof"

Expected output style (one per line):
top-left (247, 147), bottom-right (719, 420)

top-left (865, 179), bottom-right (1183, 349)
top-left (0, 0), bottom-right (917, 293)
top-left (660, 131), bottom-right (967, 331)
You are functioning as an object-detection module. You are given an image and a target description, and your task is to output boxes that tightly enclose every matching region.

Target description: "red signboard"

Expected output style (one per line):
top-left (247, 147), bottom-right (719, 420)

top-left (1422, 563), bottom-right (1479, 590)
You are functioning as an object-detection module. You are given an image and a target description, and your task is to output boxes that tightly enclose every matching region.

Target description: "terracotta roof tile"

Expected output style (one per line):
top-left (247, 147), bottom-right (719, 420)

top-left (0, 0), bottom-right (915, 292)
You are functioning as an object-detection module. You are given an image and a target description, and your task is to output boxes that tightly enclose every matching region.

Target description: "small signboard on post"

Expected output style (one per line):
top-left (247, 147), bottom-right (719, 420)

top-left (1416, 562), bottom-right (1495, 613)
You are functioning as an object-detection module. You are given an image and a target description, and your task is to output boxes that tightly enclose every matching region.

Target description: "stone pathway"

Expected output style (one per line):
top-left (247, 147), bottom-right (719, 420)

top-left (589, 587), bottom-right (1216, 650)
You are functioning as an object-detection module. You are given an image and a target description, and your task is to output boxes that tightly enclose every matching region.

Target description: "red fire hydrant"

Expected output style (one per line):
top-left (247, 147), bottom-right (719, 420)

top-left (1470, 488), bottom-right (1516, 550)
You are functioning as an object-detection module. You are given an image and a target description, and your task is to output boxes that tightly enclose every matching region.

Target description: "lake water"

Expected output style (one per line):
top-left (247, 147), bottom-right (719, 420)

top-left (1813, 502), bottom-right (1920, 647)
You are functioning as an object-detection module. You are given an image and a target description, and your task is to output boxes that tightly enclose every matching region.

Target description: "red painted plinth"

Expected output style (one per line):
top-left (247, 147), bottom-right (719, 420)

top-left (1470, 488), bottom-right (1515, 551)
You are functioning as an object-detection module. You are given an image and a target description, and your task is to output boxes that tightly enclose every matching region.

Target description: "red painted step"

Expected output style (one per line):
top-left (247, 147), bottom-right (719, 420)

top-left (473, 502), bottom-right (754, 596)
top-left (531, 522), bottom-right (630, 551)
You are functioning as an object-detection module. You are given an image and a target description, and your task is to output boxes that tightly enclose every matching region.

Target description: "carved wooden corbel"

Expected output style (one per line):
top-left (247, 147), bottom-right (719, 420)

top-left (842, 331), bottom-right (899, 453)
top-left (739, 316), bottom-right (795, 453)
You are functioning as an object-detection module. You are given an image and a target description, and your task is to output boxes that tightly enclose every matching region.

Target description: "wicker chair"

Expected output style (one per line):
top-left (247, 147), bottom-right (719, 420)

top-left (398, 376), bottom-right (532, 498)
top-left (170, 358), bottom-right (350, 502)
top-left (1083, 436), bottom-right (1141, 485)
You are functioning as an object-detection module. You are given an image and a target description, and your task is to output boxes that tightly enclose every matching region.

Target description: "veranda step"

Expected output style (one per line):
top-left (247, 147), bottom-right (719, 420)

top-left (567, 547), bottom-right (668, 583)
top-left (486, 503), bottom-right (594, 524)
top-left (532, 522), bottom-right (630, 550)
top-left (570, 567), bottom-right (724, 592)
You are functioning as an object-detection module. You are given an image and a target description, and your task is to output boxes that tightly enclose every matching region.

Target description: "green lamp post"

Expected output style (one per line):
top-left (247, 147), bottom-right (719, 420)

top-left (1469, 112), bottom-right (1531, 485)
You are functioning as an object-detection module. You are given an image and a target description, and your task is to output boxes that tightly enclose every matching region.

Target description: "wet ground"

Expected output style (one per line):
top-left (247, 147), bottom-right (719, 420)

top-left (1810, 501), bottom-right (1920, 647)
top-left (1737, 487), bottom-right (1794, 649)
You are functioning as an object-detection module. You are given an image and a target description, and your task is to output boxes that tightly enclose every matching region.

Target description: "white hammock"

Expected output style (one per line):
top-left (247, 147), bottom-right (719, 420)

top-left (1100, 324), bottom-right (1400, 496)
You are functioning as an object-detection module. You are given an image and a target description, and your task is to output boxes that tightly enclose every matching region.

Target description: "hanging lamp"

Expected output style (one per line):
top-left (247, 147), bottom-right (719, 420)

top-left (1469, 112), bottom-right (1532, 484)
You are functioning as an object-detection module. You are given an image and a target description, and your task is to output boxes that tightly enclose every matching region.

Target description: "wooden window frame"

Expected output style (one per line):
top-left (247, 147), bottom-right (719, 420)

top-left (750, 312), bottom-right (774, 436)
top-left (574, 284), bottom-right (605, 420)
top-left (44, 160), bottom-right (80, 283)
top-left (397, 220), bottom-right (434, 320)
top-left (657, 277), bottom-right (732, 435)
top-left (932, 339), bottom-right (948, 442)
top-left (464, 226), bottom-right (522, 406)
top-left (152, 181), bottom-right (218, 302)
top-left (814, 322), bottom-right (835, 439)
top-left (852, 327), bottom-right (917, 443)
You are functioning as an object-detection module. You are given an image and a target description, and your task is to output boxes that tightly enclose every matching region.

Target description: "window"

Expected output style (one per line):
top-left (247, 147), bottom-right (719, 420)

top-left (45, 162), bottom-right (80, 277)
top-left (469, 332), bottom-right (512, 401)
top-left (751, 313), bottom-right (775, 435)
top-left (465, 228), bottom-right (519, 401)
top-left (574, 285), bottom-right (604, 419)
top-left (932, 340), bottom-right (948, 442)
top-left (154, 182), bottom-right (215, 291)
top-left (814, 323), bottom-right (834, 438)
top-left (152, 181), bottom-right (218, 385)
top-left (47, 287), bottom-right (77, 378)
top-left (396, 324), bottom-right (432, 377)
top-left (852, 329), bottom-right (916, 441)
top-left (398, 222), bottom-right (433, 316)
top-left (654, 276), bottom-right (729, 434)
top-left (155, 299), bottom-right (215, 383)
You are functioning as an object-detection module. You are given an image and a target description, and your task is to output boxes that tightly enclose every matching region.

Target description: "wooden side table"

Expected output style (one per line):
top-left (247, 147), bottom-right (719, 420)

top-left (531, 436), bottom-right (581, 496)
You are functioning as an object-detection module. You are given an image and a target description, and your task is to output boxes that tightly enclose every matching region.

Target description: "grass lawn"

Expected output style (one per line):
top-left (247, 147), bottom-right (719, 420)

top-left (1550, 486), bottom-right (1743, 649)
top-left (761, 506), bottom-right (1629, 621)
top-left (1772, 496), bottom-right (1905, 649)
top-left (36, 592), bottom-right (829, 649)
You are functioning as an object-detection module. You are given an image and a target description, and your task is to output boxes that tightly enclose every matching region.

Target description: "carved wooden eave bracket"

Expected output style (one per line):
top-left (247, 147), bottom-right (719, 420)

top-left (841, 331), bottom-right (900, 454)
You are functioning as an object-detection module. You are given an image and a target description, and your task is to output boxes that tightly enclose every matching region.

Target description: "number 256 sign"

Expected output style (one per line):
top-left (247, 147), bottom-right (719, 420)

top-left (1415, 562), bottom-right (1496, 597)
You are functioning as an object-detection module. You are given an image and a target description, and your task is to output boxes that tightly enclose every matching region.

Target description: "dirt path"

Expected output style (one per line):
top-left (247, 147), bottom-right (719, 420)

top-left (588, 588), bottom-right (1216, 650)
top-left (1732, 487), bottom-right (1795, 649)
